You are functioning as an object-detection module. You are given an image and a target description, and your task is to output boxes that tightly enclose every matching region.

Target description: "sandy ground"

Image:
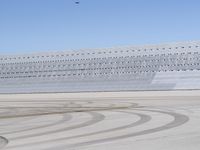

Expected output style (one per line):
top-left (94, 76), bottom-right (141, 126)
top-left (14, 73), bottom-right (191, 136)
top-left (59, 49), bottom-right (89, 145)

top-left (0, 90), bottom-right (200, 150)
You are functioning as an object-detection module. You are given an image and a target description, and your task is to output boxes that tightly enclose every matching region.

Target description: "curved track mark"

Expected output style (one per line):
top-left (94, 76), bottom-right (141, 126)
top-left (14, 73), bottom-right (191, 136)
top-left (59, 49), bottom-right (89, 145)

top-left (9, 111), bottom-right (151, 148)
top-left (2, 113), bottom-right (72, 135)
top-left (46, 109), bottom-right (189, 150)
top-left (0, 136), bottom-right (8, 149)
top-left (10, 111), bottom-right (105, 140)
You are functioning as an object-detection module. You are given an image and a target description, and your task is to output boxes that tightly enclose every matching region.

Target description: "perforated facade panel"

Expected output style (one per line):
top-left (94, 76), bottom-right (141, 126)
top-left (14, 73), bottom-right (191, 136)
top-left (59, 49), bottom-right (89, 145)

top-left (0, 41), bottom-right (200, 93)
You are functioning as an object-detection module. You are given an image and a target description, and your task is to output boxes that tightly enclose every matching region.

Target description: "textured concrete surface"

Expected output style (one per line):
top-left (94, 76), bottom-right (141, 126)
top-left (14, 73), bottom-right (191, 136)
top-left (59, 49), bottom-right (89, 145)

top-left (0, 90), bottom-right (200, 150)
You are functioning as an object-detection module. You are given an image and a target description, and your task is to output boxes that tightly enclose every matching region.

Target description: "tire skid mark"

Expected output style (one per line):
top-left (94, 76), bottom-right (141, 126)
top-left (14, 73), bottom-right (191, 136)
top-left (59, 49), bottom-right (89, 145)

top-left (1, 113), bottom-right (72, 135)
top-left (1, 101), bottom-right (120, 139)
top-left (44, 108), bottom-right (189, 150)
top-left (9, 111), bottom-right (105, 141)
top-left (1, 101), bottom-right (189, 150)
top-left (7, 110), bottom-right (151, 148)
top-left (0, 136), bottom-right (8, 149)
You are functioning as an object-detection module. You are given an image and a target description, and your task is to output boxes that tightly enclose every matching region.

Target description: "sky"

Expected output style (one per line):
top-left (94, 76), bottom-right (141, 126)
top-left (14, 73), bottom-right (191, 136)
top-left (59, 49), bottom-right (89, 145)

top-left (0, 0), bottom-right (200, 54)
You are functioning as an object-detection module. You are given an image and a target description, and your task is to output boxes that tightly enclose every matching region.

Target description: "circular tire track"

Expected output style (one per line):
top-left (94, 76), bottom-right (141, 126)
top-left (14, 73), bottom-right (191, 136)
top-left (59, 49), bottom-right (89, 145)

top-left (9, 111), bottom-right (105, 141)
top-left (8, 110), bottom-right (151, 148)
top-left (5, 101), bottom-right (131, 140)
top-left (0, 136), bottom-right (8, 149)
top-left (0, 101), bottom-right (189, 150)
top-left (1, 113), bottom-right (72, 135)
top-left (44, 108), bottom-right (189, 150)
top-left (0, 101), bottom-right (75, 135)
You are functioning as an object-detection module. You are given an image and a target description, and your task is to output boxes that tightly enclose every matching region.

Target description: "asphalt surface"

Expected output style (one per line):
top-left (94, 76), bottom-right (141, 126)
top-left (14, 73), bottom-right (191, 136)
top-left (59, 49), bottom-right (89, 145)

top-left (0, 91), bottom-right (200, 150)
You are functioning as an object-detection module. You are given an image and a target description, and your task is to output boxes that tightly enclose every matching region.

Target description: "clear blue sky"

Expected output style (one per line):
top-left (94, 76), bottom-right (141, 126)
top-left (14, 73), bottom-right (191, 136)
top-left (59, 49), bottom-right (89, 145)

top-left (0, 0), bottom-right (200, 54)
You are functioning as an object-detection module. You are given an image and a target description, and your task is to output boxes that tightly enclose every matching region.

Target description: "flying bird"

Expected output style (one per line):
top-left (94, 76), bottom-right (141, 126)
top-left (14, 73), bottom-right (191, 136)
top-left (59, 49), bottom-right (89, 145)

top-left (75, 1), bottom-right (80, 4)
